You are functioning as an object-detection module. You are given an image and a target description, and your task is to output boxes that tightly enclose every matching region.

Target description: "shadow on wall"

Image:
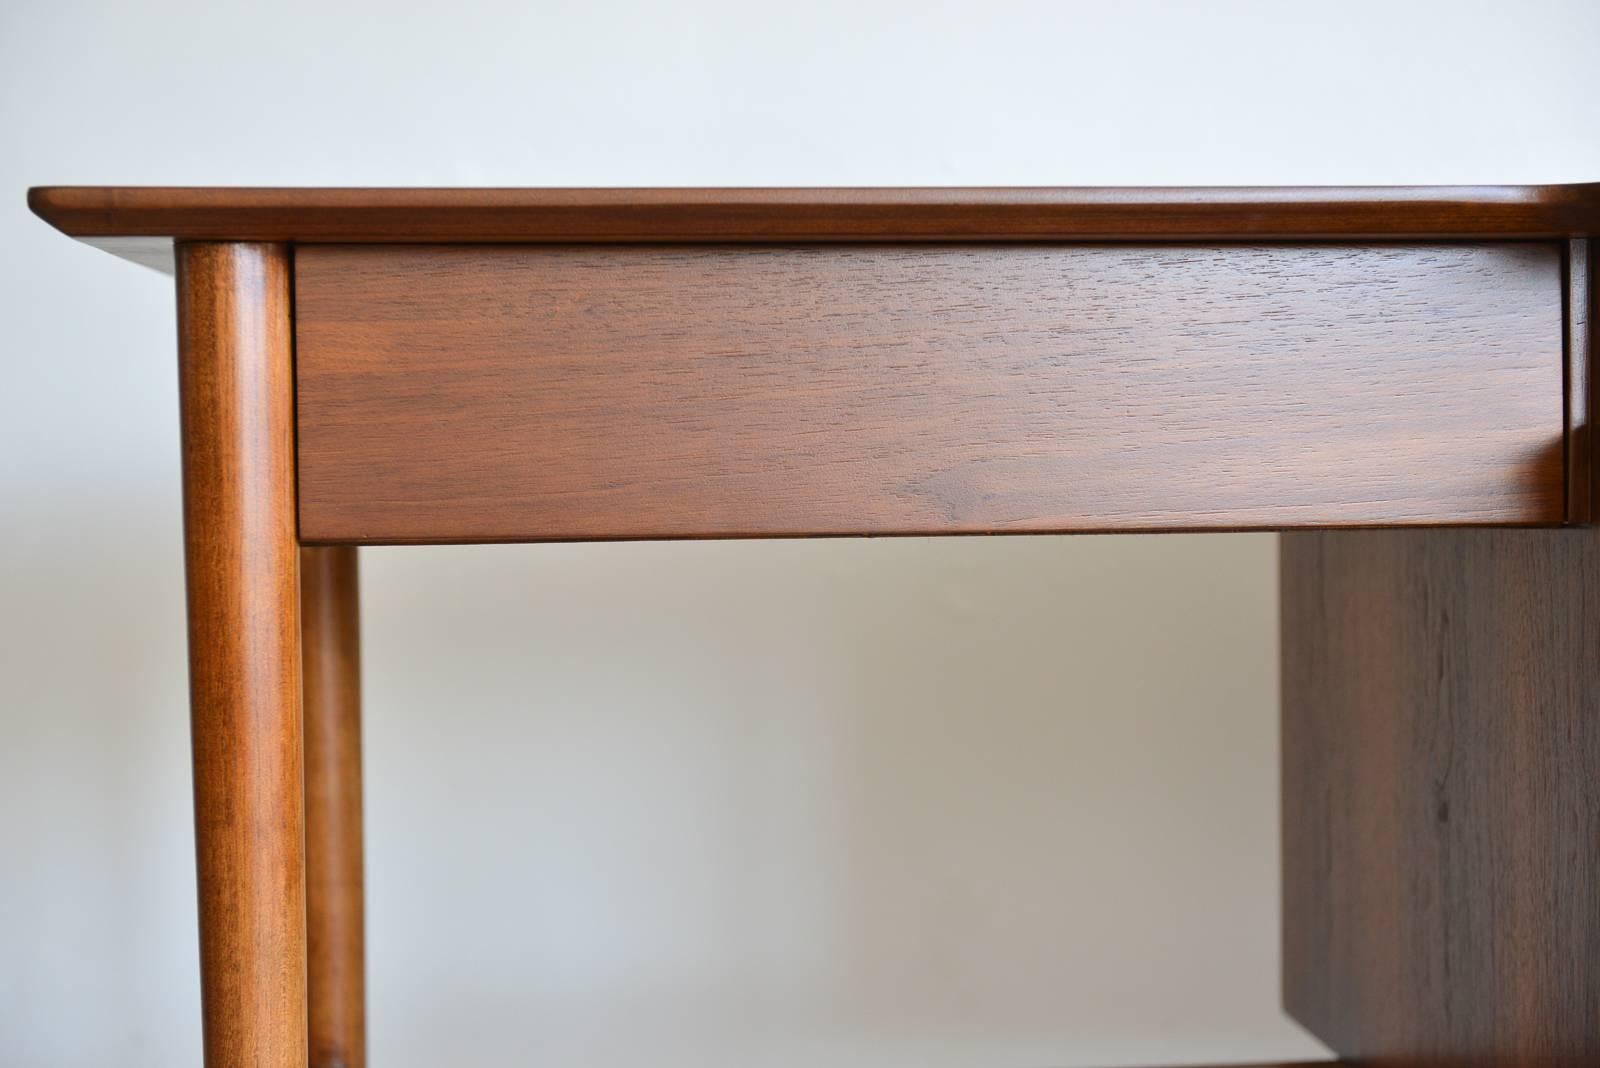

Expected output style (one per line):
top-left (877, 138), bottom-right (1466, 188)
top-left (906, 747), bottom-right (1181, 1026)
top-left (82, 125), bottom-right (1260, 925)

top-left (356, 532), bottom-right (1315, 1067)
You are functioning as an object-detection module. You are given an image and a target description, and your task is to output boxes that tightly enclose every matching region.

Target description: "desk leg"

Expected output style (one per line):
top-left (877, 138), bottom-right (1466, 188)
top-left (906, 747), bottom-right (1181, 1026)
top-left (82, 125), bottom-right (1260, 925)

top-left (1281, 528), bottom-right (1600, 1065)
top-left (302, 546), bottom-right (366, 1068)
top-left (177, 241), bottom-right (307, 1068)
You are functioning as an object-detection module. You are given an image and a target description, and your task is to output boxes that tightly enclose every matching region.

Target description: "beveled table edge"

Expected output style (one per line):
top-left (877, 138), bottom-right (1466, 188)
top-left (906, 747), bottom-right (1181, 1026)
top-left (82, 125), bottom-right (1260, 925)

top-left (30, 185), bottom-right (1600, 249)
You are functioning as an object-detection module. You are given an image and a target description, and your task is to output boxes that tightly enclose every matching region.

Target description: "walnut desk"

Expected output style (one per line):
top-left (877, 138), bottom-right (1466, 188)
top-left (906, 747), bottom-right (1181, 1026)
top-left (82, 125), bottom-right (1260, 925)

top-left (29, 185), bottom-right (1600, 1068)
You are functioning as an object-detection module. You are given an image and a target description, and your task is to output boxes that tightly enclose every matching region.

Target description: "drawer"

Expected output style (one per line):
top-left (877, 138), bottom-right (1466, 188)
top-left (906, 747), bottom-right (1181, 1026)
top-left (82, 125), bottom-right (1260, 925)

top-left (294, 242), bottom-right (1566, 543)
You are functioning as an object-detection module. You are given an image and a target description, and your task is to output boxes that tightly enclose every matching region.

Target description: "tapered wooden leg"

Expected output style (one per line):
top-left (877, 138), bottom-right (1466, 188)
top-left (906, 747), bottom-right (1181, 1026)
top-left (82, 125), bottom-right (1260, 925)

top-left (302, 547), bottom-right (366, 1068)
top-left (177, 241), bottom-right (307, 1068)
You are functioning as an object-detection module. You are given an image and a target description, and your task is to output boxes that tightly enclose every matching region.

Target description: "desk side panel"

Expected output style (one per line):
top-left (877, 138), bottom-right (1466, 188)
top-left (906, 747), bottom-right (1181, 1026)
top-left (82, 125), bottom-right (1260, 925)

top-left (295, 243), bottom-right (1565, 543)
top-left (1281, 527), bottom-right (1600, 1064)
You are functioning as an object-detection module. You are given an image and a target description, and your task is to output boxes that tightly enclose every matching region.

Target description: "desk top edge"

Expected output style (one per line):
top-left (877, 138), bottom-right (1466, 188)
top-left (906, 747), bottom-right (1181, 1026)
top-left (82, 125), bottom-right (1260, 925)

top-left (30, 184), bottom-right (1600, 246)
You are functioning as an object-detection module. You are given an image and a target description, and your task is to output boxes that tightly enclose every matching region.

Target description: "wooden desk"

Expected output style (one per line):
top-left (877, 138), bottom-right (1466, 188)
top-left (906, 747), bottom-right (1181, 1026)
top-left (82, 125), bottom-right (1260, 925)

top-left (31, 185), bottom-right (1600, 1068)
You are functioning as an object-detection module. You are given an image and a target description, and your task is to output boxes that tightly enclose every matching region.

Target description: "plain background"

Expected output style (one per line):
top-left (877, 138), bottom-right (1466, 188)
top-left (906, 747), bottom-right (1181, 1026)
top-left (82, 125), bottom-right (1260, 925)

top-left (5, 1), bottom-right (1599, 1065)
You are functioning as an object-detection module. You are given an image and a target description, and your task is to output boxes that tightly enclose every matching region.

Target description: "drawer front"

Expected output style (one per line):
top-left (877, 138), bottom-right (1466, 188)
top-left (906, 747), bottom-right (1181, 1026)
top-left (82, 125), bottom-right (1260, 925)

top-left (295, 243), bottom-right (1565, 543)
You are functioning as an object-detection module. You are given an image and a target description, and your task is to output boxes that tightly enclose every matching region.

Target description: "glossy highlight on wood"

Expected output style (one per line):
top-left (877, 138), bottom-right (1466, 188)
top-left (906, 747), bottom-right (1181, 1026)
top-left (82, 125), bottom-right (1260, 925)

top-left (302, 546), bottom-right (365, 1068)
top-left (295, 242), bottom-right (1565, 543)
top-left (176, 242), bottom-right (306, 1068)
top-left (1281, 528), bottom-right (1600, 1066)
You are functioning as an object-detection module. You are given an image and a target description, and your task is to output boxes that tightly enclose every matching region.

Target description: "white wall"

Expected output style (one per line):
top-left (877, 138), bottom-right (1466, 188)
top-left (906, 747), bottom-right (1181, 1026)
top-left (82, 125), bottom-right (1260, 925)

top-left (4, 2), bottom-right (1597, 1065)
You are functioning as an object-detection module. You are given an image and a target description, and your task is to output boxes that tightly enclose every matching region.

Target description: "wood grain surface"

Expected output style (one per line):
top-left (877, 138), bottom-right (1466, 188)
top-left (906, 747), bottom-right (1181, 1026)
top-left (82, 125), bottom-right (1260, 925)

top-left (29, 185), bottom-right (1600, 247)
top-left (296, 242), bottom-right (1565, 543)
top-left (301, 547), bottom-right (365, 1068)
top-left (176, 242), bottom-right (306, 1068)
top-left (1282, 528), bottom-right (1600, 1066)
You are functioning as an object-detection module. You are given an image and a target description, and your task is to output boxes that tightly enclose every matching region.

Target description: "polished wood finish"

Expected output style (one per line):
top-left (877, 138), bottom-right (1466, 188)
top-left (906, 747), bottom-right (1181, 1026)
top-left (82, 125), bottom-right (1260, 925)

top-left (1281, 528), bottom-right (1600, 1067)
top-left (29, 185), bottom-right (1600, 247)
top-left (301, 547), bottom-right (365, 1068)
top-left (296, 242), bottom-right (1565, 544)
top-left (176, 242), bottom-right (306, 1068)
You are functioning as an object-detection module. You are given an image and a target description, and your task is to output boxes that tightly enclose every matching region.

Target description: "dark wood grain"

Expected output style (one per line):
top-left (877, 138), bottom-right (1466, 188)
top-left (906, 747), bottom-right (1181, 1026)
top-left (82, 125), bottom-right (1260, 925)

top-left (295, 242), bottom-right (1565, 544)
top-left (176, 242), bottom-right (306, 1068)
top-left (28, 185), bottom-right (1600, 247)
top-left (1281, 528), bottom-right (1600, 1067)
top-left (301, 547), bottom-right (365, 1068)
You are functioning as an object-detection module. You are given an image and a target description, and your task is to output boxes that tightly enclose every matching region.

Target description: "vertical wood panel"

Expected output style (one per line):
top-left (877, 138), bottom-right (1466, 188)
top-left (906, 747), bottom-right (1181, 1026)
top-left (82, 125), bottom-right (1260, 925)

top-left (1281, 528), bottom-right (1600, 1065)
top-left (177, 242), bottom-right (306, 1068)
